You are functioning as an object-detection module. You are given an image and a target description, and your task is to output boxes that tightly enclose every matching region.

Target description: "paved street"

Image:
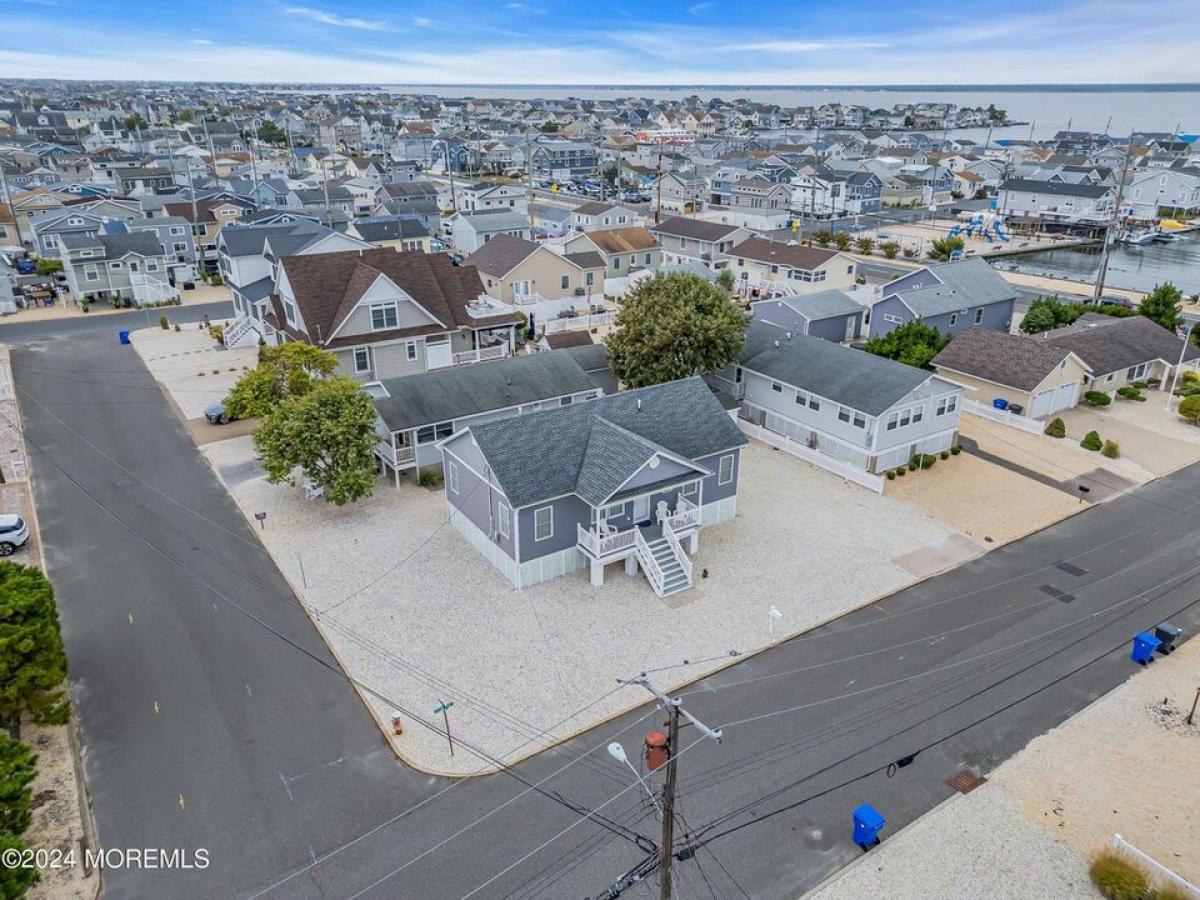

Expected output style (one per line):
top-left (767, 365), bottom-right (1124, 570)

top-left (4, 303), bottom-right (1199, 899)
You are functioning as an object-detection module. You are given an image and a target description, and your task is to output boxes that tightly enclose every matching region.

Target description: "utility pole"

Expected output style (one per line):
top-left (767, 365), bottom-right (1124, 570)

top-left (445, 140), bottom-right (458, 214)
top-left (654, 141), bottom-right (664, 225)
top-left (619, 673), bottom-right (722, 900)
top-left (248, 115), bottom-right (260, 195)
top-left (1093, 134), bottom-right (1134, 298)
top-left (0, 163), bottom-right (25, 249)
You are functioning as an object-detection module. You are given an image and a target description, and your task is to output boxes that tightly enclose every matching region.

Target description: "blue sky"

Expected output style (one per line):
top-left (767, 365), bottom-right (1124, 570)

top-left (0, 0), bottom-right (1197, 84)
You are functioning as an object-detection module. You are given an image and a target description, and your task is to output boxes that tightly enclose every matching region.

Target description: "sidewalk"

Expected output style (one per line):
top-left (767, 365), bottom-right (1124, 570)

top-left (1, 283), bottom-right (231, 324)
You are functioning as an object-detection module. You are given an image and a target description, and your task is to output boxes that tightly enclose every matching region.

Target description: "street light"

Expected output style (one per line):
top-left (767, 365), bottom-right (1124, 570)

top-left (607, 741), bottom-right (662, 818)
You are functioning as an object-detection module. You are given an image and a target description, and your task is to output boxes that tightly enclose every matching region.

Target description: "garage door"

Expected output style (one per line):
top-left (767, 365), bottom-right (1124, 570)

top-left (1031, 381), bottom-right (1081, 418)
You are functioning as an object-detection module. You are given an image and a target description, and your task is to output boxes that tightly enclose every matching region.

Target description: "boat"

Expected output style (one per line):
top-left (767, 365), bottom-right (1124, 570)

top-left (1118, 230), bottom-right (1157, 246)
top-left (1152, 231), bottom-right (1179, 243)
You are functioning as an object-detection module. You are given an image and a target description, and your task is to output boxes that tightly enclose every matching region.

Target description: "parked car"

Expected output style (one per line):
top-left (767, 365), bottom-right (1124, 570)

top-left (0, 514), bottom-right (29, 556)
top-left (204, 398), bottom-right (237, 425)
top-left (1087, 294), bottom-right (1137, 309)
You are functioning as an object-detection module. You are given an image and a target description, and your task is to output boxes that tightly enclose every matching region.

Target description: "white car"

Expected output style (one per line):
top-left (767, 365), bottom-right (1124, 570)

top-left (0, 514), bottom-right (29, 556)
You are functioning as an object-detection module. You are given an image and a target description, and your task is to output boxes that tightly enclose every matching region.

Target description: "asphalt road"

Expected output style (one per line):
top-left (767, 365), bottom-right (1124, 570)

top-left (6, 304), bottom-right (1200, 899)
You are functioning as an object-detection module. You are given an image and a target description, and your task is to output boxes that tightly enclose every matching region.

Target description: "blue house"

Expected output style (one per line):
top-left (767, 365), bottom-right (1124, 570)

top-left (869, 258), bottom-right (1017, 339)
top-left (439, 377), bottom-right (747, 596)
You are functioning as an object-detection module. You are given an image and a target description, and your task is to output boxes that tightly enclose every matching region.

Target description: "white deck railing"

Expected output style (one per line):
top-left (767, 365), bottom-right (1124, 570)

top-left (577, 523), bottom-right (637, 558)
top-left (661, 518), bottom-right (692, 585)
top-left (543, 311), bottom-right (616, 334)
top-left (662, 495), bottom-right (700, 532)
top-left (961, 397), bottom-right (1045, 435)
top-left (739, 419), bottom-right (885, 494)
top-left (452, 344), bottom-right (509, 366)
top-left (634, 528), bottom-right (666, 597)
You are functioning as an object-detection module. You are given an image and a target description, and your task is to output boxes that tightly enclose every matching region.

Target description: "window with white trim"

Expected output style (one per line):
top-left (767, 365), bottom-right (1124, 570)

top-left (109, 261), bottom-right (123, 270)
top-left (447, 460), bottom-right (459, 494)
top-left (560, 274), bottom-right (570, 289)
top-left (416, 422), bottom-right (454, 443)
top-left (838, 406), bottom-right (851, 423)
top-left (406, 341), bottom-right (417, 361)
top-left (601, 502), bottom-right (624, 519)
top-left (534, 506), bottom-right (554, 541)
top-left (886, 411), bottom-right (898, 431)
top-left (911, 405), bottom-right (923, 424)
top-left (352, 347), bottom-right (371, 373)
top-left (936, 395), bottom-right (958, 416)
top-left (370, 303), bottom-right (399, 330)
top-left (771, 381), bottom-right (783, 393)
top-left (497, 503), bottom-right (511, 539)
top-left (883, 313), bottom-right (903, 324)
top-left (718, 454), bottom-right (734, 485)
top-left (974, 308), bottom-right (983, 325)
top-left (948, 313), bottom-right (957, 326)
top-left (284, 298), bottom-right (298, 327)
top-left (899, 409), bottom-right (911, 427)
top-left (852, 411), bottom-right (866, 428)
top-left (1127, 363), bottom-right (1147, 380)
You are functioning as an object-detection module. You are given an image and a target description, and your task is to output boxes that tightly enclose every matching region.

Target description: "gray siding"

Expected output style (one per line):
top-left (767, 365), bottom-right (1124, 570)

top-left (807, 314), bottom-right (860, 343)
top-left (620, 456), bottom-right (698, 493)
top-left (696, 449), bottom-right (740, 503)
top-left (443, 446), bottom-right (516, 560)
top-left (517, 493), bottom-right (592, 563)
top-left (755, 300), bottom-right (860, 343)
top-left (871, 294), bottom-right (1014, 338)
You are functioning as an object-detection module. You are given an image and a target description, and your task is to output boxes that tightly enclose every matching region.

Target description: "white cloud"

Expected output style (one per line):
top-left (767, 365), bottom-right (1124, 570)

top-left (282, 6), bottom-right (388, 30)
top-left (412, 16), bottom-right (432, 27)
top-left (687, 2), bottom-right (714, 14)
top-left (503, 3), bottom-right (546, 14)
top-left (190, 38), bottom-right (214, 45)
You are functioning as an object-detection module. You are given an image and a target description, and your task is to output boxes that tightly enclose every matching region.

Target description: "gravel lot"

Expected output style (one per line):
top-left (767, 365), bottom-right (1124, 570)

top-left (201, 435), bottom-right (963, 774)
top-left (130, 324), bottom-right (255, 419)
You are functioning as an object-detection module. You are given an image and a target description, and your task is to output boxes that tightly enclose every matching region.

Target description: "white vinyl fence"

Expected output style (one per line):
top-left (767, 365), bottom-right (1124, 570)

top-left (961, 397), bottom-right (1045, 435)
top-left (1111, 834), bottom-right (1200, 897)
top-left (739, 420), bottom-right (886, 494)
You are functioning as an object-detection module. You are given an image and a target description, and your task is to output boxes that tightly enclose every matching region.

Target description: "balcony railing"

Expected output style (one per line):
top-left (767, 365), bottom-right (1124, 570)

top-left (577, 523), bottom-right (637, 558)
top-left (452, 344), bottom-right (509, 366)
top-left (661, 495), bottom-right (700, 533)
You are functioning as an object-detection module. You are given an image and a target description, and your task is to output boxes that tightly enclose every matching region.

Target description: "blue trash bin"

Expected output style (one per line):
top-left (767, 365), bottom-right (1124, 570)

top-left (852, 804), bottom-right (886, 848)
top-left (1131, 631), bottom-right (1160, 664)
top-left (118, 330), bottom-right (130, 345)
top-left (992, 398), bottom-right (1009, 410)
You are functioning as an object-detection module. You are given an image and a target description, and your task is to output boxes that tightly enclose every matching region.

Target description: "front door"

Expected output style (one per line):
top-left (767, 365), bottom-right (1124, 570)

top-left (632, 496), bottom-right (651, 523)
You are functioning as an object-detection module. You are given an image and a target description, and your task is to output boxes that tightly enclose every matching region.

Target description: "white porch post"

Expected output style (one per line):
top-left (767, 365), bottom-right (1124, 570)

top-left (590, 558), bottom-right (605, 587)
top-left (624, 554), bottom-right (638, 577)
top-left (689, 532), bottom-right (699, 554)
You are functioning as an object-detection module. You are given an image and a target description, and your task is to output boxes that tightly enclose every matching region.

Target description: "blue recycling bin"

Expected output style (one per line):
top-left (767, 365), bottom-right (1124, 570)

top-left (118, 330), bottom-right (130, 345)
top-left (1131, 631), bottom-right (1160, 664)
top-left (992, 398), bottom-right (1008, 410)
top-left (852, 804), bottom-right (886, 848)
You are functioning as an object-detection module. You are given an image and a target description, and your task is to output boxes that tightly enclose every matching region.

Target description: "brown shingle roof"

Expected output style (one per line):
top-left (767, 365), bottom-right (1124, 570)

top-left (932, 328), bottom-right (1082, 392)
top-left (728, 237), bottom-right (840, 271)
top-left (466, 233), bottom-right (539, 277)
top-left (649, 216), bottom-right (743, 242)
top-left (582, 226), bottom-right (658, 254)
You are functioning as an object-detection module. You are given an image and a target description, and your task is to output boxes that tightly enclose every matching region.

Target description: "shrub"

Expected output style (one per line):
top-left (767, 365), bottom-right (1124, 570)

top-left (1180, 370), bottom-right (1199, 384)
top-left (1089, 851), bottom-right (1149, 900)
top-left (908, 460), bottom-right (918, 471)
top-left (950, 444), bottom-right (962, 455)
top-left (895, 468), bottom-right (906, 477)
top-left (1179, 394), bottom-right (1200, 424)
top-left (1081, 430), bottom-right (1103, 451)
top-left (1101, 439), bottom-right (1121, 459)
top-left (939, 450), bottom-right (949, 460)
top-left (174, 323), bottom-right (181, 332)
top-left (1044, 417), bottom-right (1067, 438)
top-left (701, 568), bottom-right (709, 579)
top-left (880, 241), bottom-right (900, 259)
top-left (159, 315), bottom-right (169, 329)
top-left (1145, 377), bottom-right (1162, 387)
top-left (1116, 386), bottom-right (1145, 402)
top-left (886, 470), bottom-right (896, 480)
top-left (417, 470), bottom-right (443, 488)
top-left (1084, 390), bottom-right (1112, 407)
top-left (911, 454), bottom-right (937, 470)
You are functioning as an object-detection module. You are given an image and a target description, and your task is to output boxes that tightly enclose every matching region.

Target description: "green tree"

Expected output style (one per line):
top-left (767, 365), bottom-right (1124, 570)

top-left (176, 109), bottom-right (195, 123)
top-left (832, 232), bottom-right (852, 252)
top-left (854, 236), bottom-right (875, 255)
top-left (1178, 394), bottom-right (1200, 424)
top-left (927, 236), bottom-right (965, 261)
top-left (123, 113), bottom-right (149, 132)
top-left (33, 259), bottom-right (61, 277)
top-left (256, 121), bottom-right (287, 145)
top-left (602, 164), bottom-right (619, 185)
top-left (1019, 296), bottom-right (1069, 334)
top-left (741, 119), bottom-right (755, 130)
top-left (880, 240), bottom-right (900, 259)
top-left (1137, 282), bottom-right (1183, 332)
top-left (224, 343), bottom-right (337, 420)
top-left (0, 834), bottom-right (39, 896)
top-left (811, 228), bottom-right (833, 248)
top-left (605, 273), bottom-right (750, 388)
top-left (0, 734), bottom-right (36, 836)
top-left (864, 318), bottom-right (950, 370)
top-left (715, 267), bottom-right (735, 291)
top-left (0, 563), bottom-right (69, 739)
top-left (538, 121), bottom-right (559, 133)
top-left (253, 377), bottom-right (379, 505)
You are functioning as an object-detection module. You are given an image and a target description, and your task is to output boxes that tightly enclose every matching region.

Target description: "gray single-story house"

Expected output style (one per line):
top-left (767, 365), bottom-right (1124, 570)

top-left (370, 350), bottom-right (602, 484)
top-left (439, 377), bottom-right (747, 595)
top-left (716, 321), bottom-right (964, 474)
top-left (869, 258), bottom-right (1017, 338)
top-left (750, 289), bottom-right (864, 343)
top-left (1039, 314), bottom-right (1200, 394)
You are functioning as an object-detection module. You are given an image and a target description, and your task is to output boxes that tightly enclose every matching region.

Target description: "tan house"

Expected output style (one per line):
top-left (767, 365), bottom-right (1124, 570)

top-left (562, 226), bottom-right (661, 278)
top-left (261, 248), bottom-right (520, 381)
top-left (726, 237), bottom-right (857, 295)
top-left (469, 234), bottom-right (605, 305)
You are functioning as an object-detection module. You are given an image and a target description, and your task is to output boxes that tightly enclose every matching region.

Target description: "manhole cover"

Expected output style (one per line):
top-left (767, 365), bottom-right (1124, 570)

top-left (946, 770), bottom-right (987, 794)
top-left (1055, 561), bottom-right (1088, 577)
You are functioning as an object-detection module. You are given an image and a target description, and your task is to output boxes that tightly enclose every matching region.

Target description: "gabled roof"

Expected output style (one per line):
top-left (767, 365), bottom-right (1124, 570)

top-left (463, 377), bottom-right (747, 508)
top-left (739, 321), bottom-right (934, 416)
top-left (757, 289), bottom-right (861, 321)
top-left (932, 327), bottom-right (1086, 391)
top-left (457, 210), bottom-right (530, 232)
top-left (467, 233), bottom-right (539, 277)
top-left (884, 258), bottom-right (1017, 317)
top-left (998, 178), bottom-right (1113, 199)
top-left (649, 216), bottom-right (743, 242)
top-left (581, 226), bottom-right (658, 254)
top-left (729, 237), bottom-right (840, 271)
top-left (1039, 314), bottom-right (1200, 374)
top-left (373, 349), bottom-right (595, 432)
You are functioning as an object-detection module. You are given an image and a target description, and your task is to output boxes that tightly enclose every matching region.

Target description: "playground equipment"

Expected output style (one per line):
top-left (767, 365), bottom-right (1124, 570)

top-left (948, 212), bottom-right (1010, 243)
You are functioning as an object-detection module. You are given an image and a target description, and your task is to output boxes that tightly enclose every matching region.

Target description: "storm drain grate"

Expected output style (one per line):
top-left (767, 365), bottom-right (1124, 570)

top-left (1055, 561), bottom-right (1088, 577)
top-left (946, 770), bottom-right (987, 794)
top-left (1039, 584), bottom-right (1075, 604)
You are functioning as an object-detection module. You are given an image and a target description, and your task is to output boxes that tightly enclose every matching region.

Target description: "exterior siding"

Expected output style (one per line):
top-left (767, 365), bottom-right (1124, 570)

top-left (517, 493), bottom-right (593, 563)
top-left (443, 446), bottom-right (517, 561)
top-left (869, 295), bottom-right (1014, 338)
top-left (695, 449), bottom-right (740, 504)
top-left (807, 315), bottom-right (859, 343)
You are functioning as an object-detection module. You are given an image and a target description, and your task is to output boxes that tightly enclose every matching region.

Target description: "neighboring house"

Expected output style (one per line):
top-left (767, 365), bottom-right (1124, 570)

top-left (727, 237), bottom-right (856, 295)
top-left (715, 320), bottom-right (963, 474)
top-left (727, 177), bottom-right (792, 211)
top-left (163, 197), bottom-right (256, 270)
top-left (647, 216), bottom-right (750, 268)
top-left (528, 202), bottom-right (573, 239)
top-left (262, 247), bottom-right (520, 379)
top-left (371, 349), bottom-right (603, 484)
top-left (346, 215), bottom-right (435, 252)
top-left (750, 290), bottom-right (864, 343)
top-left (569, 201), bottom-right (643, 232)
top-left (791, 169), bottom-right (883, 216)
top-left (128, 215), bottom-right (199, 284)
top-left (286, 186), bottom-right (355, 217)
top-left (562, 226), bottom-right (661, 278)
top-left (470, 233), bottom-right (604, 313)
top-left (932, 327), bottom-right (1091, 418)
top-left (60, 230), bottom-right (175, 304)
top-left (535, 330), bottom-right (594, 353)
top-left (996, 179), bottom-right (1116, 225)
top-left (530, 140), bottom-right (599, 178)
top-left (1125, 168), bottom-right (1200, 220)
top-left (450, 210), bottom-right (532, 253)
top-left (649, 171), bottom-right (705, 214)
top-left (454, 181), bottom-right (529, 215)
top-left (217, 219), bottom-right (370, 346)
top-left (1039, 314), bottom-right (1200, 395)
top-left (439, 376), bottom-right (747, 595)
top-left (869, 258), bottom-right (1017, 338)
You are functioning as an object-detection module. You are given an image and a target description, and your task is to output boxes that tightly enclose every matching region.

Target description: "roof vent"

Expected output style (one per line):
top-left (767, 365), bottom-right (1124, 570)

top-left (636, 398), bottom-right (642, 410)
top-left (785, 331), bottom-right (792, 340)
top-left (773, 340), bottom-right (780, 348)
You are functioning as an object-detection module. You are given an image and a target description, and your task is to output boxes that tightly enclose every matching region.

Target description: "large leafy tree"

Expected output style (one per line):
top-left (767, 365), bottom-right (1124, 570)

top-left (1138, 282), bottom-right (1183, 332)
top-left (0, 563), bottom-right (69, 739)
top-left (254, 376), bottom-right (379, 506)
top-left (605, 272), bottom-right (750, 388)
top-left (256, 121), bottom-right (287, 145)
top-left (0, 834), bottom-right (39, 896)
top-left (864, 319), bottom-right (950, 370)
top-left (1020, 295), bottom-right (1136, 335)
top-left (0, 734), bottom-right (36, 836)
top-left (225, 343), bottom-right (337, 419)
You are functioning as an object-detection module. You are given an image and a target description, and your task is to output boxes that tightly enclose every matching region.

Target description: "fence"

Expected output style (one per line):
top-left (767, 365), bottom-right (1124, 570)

top-left (542, 311), bottom-right (616, 334)
top-left (1111, 834), bottom-right (1200, 897)
top-left (739, 420), bottom-right (885, 494)
top-left (961, 397), bottom-right (1045, 435)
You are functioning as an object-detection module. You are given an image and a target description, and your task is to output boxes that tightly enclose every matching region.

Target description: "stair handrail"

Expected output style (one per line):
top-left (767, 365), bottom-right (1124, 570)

top-left (661, 517), bottom-right (693, 584)
top-left (634, 527), bottom-right (666, 597)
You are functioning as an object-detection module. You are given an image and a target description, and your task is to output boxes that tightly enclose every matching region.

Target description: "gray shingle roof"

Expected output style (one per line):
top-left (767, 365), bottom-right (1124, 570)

top-left (459, 210), bottom-right (530, 232)
top-left (464, 377), bottom-right (747, 508)
top-left (999, 178), bottom-right (1113, 199)
top-left (887, 258), bottom-right (1016, 317)
top-left (372, 350), bottom-right (595, 432)
top-left (739, 321), bottom-right (930, 416)
top-left (932, 328), bottom-right (1081, 391)
top-left (766, 289), bottom-right (861, 322)
top-left (1039, 314), bottom-right (1200, 375)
